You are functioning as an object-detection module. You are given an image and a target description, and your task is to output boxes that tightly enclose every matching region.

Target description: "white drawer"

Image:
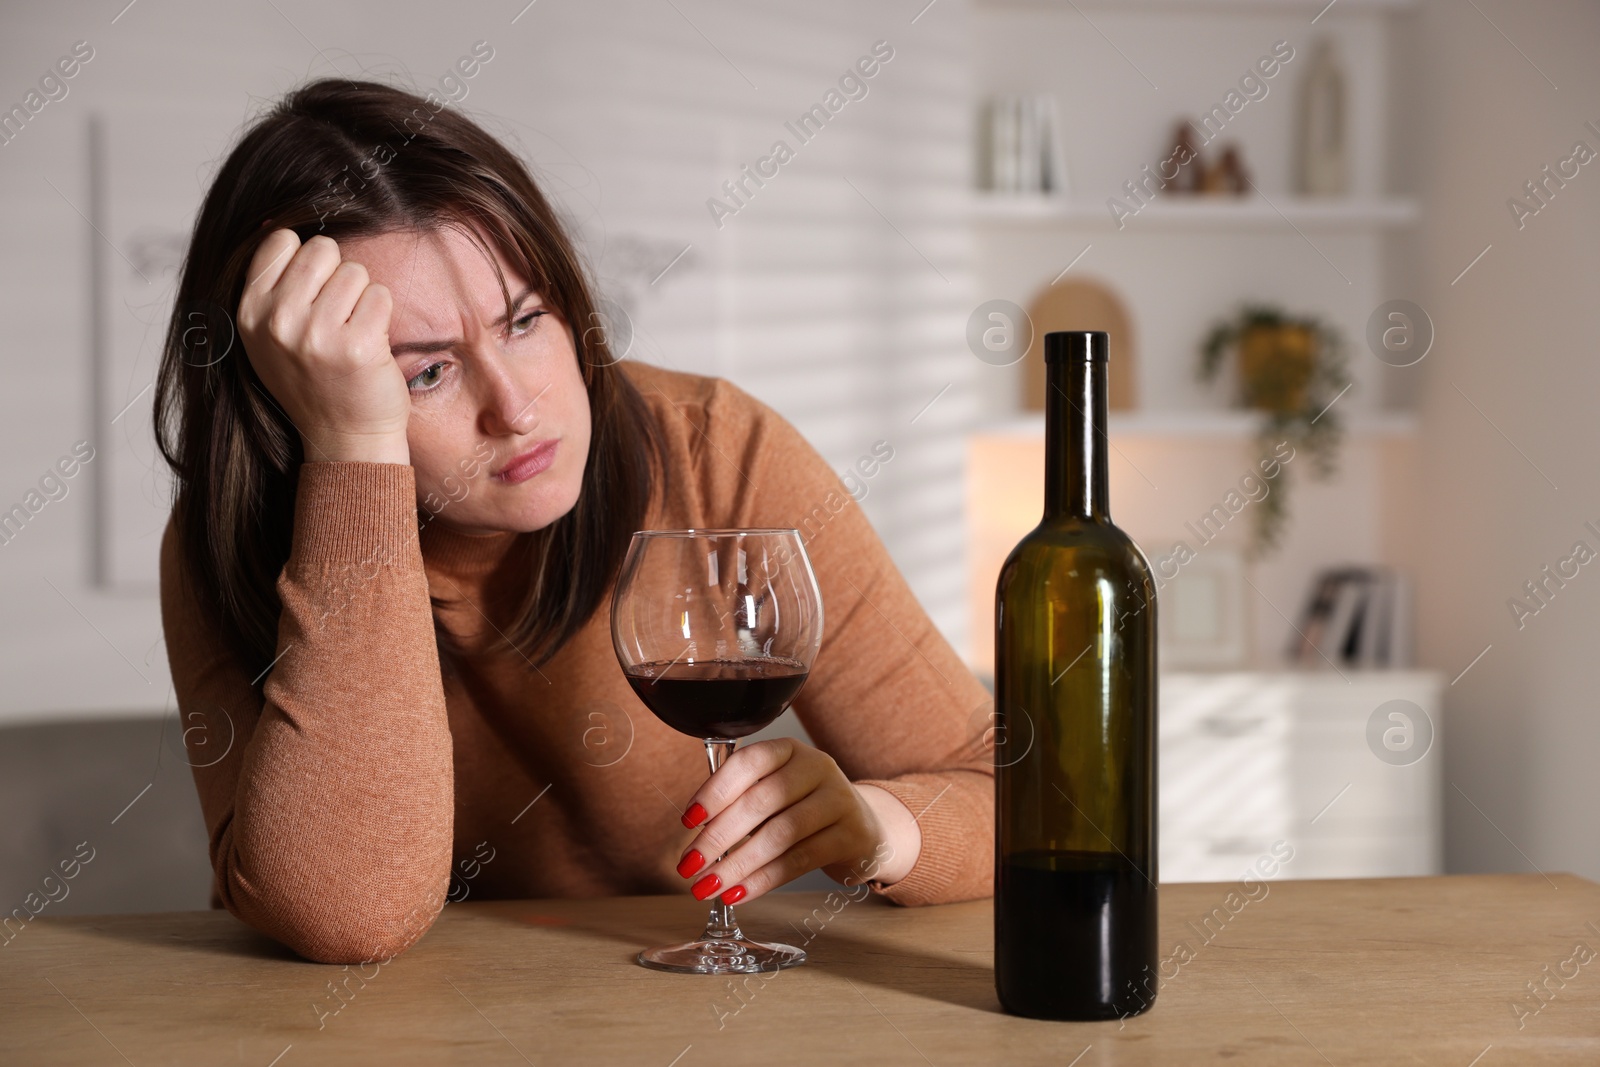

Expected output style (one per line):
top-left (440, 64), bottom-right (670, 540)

top-left (1287, 728), bottom-right (1439, 834)
top-left (1160, 835), bottom-right (1287, 884)
top-left (1160, 736), bottom-right (1291, 838)
top-left (1155, 669), bottom-right (1445, 881)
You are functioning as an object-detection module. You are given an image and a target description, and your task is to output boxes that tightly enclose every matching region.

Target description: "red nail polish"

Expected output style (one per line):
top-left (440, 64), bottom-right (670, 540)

top-left (682, 802), bottom-right (708, 829)
top-left (676, 849), bottom-right (705, 878)
top-left (691, 874), bottom-right (722, 900)
top-left (721, 884), bottom-right (748, 905)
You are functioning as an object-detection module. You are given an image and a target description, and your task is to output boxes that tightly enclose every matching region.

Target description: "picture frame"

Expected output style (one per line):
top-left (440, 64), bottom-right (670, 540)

top-left (1156, 544), bottom-right (1248, 668)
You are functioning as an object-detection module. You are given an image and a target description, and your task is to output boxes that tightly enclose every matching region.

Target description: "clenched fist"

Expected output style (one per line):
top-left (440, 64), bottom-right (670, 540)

top-left (237, 230), bottom-right (411, 465)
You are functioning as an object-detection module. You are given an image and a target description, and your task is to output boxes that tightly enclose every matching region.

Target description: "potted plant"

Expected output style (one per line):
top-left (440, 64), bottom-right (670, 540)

top-left (1199, 305), bottom-right (1349, 556)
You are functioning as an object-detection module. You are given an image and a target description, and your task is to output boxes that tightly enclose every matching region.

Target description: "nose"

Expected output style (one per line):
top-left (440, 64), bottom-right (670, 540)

top-left (476, 354), bottom-right (545, 438)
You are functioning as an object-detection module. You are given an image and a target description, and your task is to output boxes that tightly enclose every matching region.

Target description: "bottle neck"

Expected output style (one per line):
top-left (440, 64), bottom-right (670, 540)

top-left (1044, 356), bottom-right (1110, 521)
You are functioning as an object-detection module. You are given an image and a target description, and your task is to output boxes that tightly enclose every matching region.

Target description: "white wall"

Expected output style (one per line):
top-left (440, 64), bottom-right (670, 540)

top-left (1407, 0), bottom-right (1600, 881)
top-left (0, 0), bottom-right (977, 722)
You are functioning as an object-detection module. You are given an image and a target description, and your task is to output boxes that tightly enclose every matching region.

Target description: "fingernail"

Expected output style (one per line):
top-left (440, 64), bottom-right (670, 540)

top-left (691, 874), bottom-right (722, 900)
top-left (676, 849), bottom-right (706, 878)
top-left (682, 802), bottom-right (708, 829)
top-left (721, 884), bottom-right (748, 905)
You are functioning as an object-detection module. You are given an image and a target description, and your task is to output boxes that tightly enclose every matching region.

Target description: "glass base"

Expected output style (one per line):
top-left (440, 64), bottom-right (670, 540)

top-left (637, 737), bottom-right (807, 975)
top-left (638, 937), bottom-right (807, 975)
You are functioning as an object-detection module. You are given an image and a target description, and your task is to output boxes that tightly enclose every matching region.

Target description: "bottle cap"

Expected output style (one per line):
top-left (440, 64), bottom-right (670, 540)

top-left (1044, 330), bottom-right (1109, 363)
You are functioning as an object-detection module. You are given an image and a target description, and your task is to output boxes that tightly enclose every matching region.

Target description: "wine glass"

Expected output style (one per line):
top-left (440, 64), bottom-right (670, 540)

top-left (611, 528), bottom-right (824, 974)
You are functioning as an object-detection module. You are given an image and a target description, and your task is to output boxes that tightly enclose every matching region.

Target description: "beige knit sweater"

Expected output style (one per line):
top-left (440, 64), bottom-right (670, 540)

top-left (159, 360), bottom-right (994, 964)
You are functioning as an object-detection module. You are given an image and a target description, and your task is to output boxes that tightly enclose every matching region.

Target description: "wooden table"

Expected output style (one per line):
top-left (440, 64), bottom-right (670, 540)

top-left (5, 874), bottom-right (1598, 1064)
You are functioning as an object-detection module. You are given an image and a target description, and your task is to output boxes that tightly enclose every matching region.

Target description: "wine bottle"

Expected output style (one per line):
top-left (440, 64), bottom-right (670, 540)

top-left (993, 330), bottom-right (1159, 1021)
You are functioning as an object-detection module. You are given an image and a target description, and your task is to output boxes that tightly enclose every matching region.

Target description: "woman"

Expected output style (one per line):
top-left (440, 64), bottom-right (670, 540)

top-left (155, 77), bottom-right (992, 965)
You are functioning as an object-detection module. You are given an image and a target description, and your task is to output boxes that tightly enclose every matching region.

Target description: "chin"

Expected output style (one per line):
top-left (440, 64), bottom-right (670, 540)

top-left (493, 475), bottom-right (585, 533)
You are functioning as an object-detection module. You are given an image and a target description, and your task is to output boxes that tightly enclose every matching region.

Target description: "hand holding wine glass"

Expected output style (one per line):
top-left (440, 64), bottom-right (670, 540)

top-left (671, 735), bottom-right (906, 905)
top-left (612, 528), bottom-right (827, 973)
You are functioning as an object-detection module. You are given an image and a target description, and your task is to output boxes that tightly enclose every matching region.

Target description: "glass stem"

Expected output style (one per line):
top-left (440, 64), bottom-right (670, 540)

top-left (700, 738), bottom-right (743, 942)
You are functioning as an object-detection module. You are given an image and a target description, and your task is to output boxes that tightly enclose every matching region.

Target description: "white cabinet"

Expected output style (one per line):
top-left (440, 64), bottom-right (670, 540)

top-left (1160, 669), bottom-right (1442, 883)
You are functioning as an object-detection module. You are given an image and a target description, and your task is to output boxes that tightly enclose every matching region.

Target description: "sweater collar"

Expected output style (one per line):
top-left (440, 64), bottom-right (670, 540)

top-left (419, 513), bottom-right (522, 585)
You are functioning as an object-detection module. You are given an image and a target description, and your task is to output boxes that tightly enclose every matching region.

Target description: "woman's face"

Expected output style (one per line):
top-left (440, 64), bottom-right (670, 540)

top-left (337, 225), bottom-right (591, 536)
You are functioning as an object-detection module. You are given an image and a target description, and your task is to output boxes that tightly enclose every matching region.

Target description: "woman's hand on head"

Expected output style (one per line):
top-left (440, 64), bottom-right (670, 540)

top-left (237, 229), bottom-right (411, 465)
top-left (674, 738), bottom-right (921, 905)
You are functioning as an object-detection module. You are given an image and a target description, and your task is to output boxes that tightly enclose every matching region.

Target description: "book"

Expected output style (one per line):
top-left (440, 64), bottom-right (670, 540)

top-left (1325, 571), bottom-right (1370, 666)
top-left (1287, 569), bottom-right (1343, 663)
top-left (1357, 567), bottom-right (1393, 668)
top-left (1388, 570), bottom-right (1413, 668)
top-left (982, 94), bottom-right (1067, 195)
top-left (1289, 564), bottom-right (1412, 669)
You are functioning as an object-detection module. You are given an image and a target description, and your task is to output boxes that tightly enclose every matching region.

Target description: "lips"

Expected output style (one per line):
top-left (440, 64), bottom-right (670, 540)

top-left (493, 440), bottom-right (559, 484)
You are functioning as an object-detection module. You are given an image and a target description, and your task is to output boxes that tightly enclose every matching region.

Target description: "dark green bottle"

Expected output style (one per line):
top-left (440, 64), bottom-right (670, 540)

top-left (993, 330), bottom-right (1159, 1021)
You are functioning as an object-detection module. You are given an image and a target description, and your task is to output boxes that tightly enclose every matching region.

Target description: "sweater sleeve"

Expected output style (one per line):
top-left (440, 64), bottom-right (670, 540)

top-left (693, 380), bottom-right (995, 907)
top-left (158, 462), bottom-right (455, 964)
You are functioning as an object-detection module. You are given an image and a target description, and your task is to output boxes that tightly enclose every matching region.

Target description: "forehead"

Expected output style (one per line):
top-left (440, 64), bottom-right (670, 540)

top-left (340, 224), bottom-right (531, 337)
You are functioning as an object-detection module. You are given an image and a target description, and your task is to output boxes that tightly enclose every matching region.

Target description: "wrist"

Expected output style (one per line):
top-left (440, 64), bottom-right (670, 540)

top-left (302, 430), bottom-right (410, 466)
top-left (850, 783), bottom-right (921, 887)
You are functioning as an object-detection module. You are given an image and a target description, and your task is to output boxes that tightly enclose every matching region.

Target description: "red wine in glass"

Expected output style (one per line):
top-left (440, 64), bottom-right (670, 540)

top-left (611, 529), bottom-right (823, 975)
top-left (624, 657), bottom-right (809, 740)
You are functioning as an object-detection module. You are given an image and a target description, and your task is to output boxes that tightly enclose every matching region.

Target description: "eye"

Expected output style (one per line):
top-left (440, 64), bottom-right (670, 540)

top-left (510, 309), bottom-right (547, 338)
top-left (406, 361), bottom-right (449, 392)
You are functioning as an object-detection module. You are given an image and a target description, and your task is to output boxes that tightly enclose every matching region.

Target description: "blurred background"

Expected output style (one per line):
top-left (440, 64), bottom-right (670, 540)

top-left (1, 0), bottom-right (1596, 915)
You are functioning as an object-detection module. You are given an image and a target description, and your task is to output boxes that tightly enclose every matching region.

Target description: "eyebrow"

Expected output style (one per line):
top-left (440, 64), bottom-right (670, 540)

top-left (389, 285), bottom-right (541, 356)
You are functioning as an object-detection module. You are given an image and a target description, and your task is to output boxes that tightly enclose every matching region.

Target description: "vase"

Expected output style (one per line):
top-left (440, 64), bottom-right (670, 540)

top-left (1238, 323), bottom-right (1316, 413)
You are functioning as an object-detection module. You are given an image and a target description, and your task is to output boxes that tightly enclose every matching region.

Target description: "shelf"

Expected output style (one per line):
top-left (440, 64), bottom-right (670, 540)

top-left (972, 193), bottom-right (1420, 230)
top-left (972, 409), bottom-right (1421, 439)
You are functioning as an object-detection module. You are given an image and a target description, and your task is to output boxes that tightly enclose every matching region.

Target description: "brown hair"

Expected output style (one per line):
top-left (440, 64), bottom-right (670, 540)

top-left (154, 77), bottom-right (664, 679)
